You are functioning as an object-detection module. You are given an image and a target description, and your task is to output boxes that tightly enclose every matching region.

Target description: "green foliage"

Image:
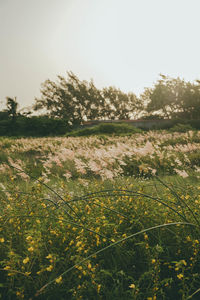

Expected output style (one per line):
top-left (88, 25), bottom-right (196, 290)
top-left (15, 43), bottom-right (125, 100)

top-left (0, 116), bottom-right (69, 137)
top-left (66, 123), bottom-right (142, 137)
top-left (187, 151), bottom-right (200, 167)
top-left (169, 123), bottom-right (194, 133)
top-left (34, 71), bottom-right (141, 125)
top-left (0, 111), bottom-right (9, 120)
top-left (2, 73), bottom-right (200, 137)
top-left (0, 175), bottom-right (200, 299)
top-left (142, 74), bottom-right (200, 120)
top-left (6, 97), bottom-right (18, 121)
top-left (1, 133), bottom-right (200, 298)
top-left (22, 116), bottom-right (69, 136)
top-left (0, 119), bottom-right (12, 136)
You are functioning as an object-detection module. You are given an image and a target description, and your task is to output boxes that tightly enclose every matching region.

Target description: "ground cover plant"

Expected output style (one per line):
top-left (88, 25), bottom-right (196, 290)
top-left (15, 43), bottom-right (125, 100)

top-left (66, 123), bottom-right (142, 137)
top-left (0, 130), bottom-right (200, 299)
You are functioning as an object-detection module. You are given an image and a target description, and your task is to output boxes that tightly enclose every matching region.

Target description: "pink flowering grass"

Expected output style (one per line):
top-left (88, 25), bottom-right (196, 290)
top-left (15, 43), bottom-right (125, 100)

top-left (0, 131), bottom-right (200, 298)
top-left (0, 130), bottom-right (200, 183)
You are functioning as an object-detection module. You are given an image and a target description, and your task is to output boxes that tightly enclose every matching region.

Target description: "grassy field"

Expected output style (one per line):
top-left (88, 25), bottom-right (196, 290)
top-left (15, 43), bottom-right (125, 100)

top-left (0, 130), bottom-right (200, 299)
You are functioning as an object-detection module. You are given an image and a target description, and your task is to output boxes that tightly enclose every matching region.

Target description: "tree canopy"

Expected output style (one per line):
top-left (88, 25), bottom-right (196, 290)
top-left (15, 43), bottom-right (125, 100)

top-left (142, 74), bottom-right (200, 119)
top-left (1, 72), bottom-right (200, 137)
top-left (34, 71), bottom-right (141, 126)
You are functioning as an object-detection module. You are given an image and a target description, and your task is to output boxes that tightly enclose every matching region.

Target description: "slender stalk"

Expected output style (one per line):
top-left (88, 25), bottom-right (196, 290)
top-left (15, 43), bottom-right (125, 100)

top-left (35, 222), bottom-right (196, 297)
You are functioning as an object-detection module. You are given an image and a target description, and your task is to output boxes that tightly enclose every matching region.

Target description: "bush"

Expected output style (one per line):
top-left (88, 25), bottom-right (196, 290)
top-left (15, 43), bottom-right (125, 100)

top-left (23, 116), bottom-right (69, 136)
top-left (0, 120), bottom-right (12, 135)
top-left (0, 116), bottom-right (69, 137)
top-left (169, 123), bottom-right (194, 133)
top-left (67, 123), bottom-right (142, 137)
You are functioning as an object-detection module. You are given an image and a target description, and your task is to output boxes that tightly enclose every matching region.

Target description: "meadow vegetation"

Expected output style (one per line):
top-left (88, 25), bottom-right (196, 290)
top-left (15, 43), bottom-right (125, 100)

top-left (66, 123), bottom-right (142, 137)
top-left (0, 130), bottom-right (200, 299)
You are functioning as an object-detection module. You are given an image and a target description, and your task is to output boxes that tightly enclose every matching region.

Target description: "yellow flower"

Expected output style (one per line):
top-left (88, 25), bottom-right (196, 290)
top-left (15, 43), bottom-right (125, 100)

top-left (46, 265), bottom-right (53, 272)
top-left (16, 290), bottom-right (24, 298)
top-left (26, 236), bottom-right (32, 241)
top-left (165, 283), bottom-right (169, 287)
top-left (46, 254), bottom-right (53, 259)
top-left (151, 259), bottom-right (156, 264)
top-left (76, 241), bottom-right (82, 247)
top-left (28, 246), bottom-right (34, 252)
top-left (0, 237), bottom-right (4, 243)
top-left (88, 263), bottom-right (92, 270)
top-left (55, 276), bottom-right (62, 283)
top-left (25, 272), bottom-right (31, 276)
top-left (4, 266), bottom-right (11, 270)
top-left (50, 230), bottom-right (57, 235)
top-left (186, 236), bottom-right (191, 242)
top-left (97, 284), bottom-right (101, 293)
top-left (177, 273), bottom-right (184, 280)
top-left (129, 283), bottom-right (135, 289)
top-left (23, 257), bottom-right (30, 264)
top-left (181, 260), bottom-right (187, 266)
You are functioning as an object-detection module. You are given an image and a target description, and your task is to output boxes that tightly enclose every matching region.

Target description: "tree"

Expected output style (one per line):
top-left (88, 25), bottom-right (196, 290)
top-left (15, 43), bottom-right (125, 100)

top-left (6, 97), bottom-right (18, 121)
top-left (34, 71), bottom-right (141, 125)
top-left (141, 75), bottom-right (200, 119)
top-left (179, 81), bottom-right (200, 119)
top-left (102, 86), bottom-right (141, 120)
top-left (34, 72), bottom-right (106, 126)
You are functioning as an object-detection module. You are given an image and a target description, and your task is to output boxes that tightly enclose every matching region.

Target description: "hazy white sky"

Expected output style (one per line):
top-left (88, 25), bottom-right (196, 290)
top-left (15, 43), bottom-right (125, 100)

top-left (1, 0), bottom-right (200, 110)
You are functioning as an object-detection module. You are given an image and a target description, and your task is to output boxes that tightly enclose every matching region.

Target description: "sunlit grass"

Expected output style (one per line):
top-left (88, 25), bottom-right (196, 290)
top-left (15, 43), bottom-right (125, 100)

top-left (0, 133), bottom-right (200, 299)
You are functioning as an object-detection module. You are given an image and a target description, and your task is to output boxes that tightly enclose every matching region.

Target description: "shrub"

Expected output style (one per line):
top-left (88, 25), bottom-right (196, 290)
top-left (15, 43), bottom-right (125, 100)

top-left (169, 123), bottom-right (194, 133)
top-left (0, 116), bottom-right (69, 137)
top-left (67, 123), bottom-right (142, 137)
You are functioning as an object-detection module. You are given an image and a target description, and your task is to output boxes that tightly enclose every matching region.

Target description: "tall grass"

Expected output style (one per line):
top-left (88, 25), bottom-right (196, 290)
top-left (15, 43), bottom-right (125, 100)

top-left (1, 164), bottom-right (200, 299)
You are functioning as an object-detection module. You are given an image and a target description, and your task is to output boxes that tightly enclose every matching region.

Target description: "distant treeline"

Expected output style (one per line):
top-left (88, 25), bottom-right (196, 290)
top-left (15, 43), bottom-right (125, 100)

top-left (1, 72), bottom-right (200, 136)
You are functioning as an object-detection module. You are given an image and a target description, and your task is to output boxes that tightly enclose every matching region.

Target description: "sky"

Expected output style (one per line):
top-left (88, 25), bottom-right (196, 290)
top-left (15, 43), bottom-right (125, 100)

top-left (1, 0), bottom-right (200, 111)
